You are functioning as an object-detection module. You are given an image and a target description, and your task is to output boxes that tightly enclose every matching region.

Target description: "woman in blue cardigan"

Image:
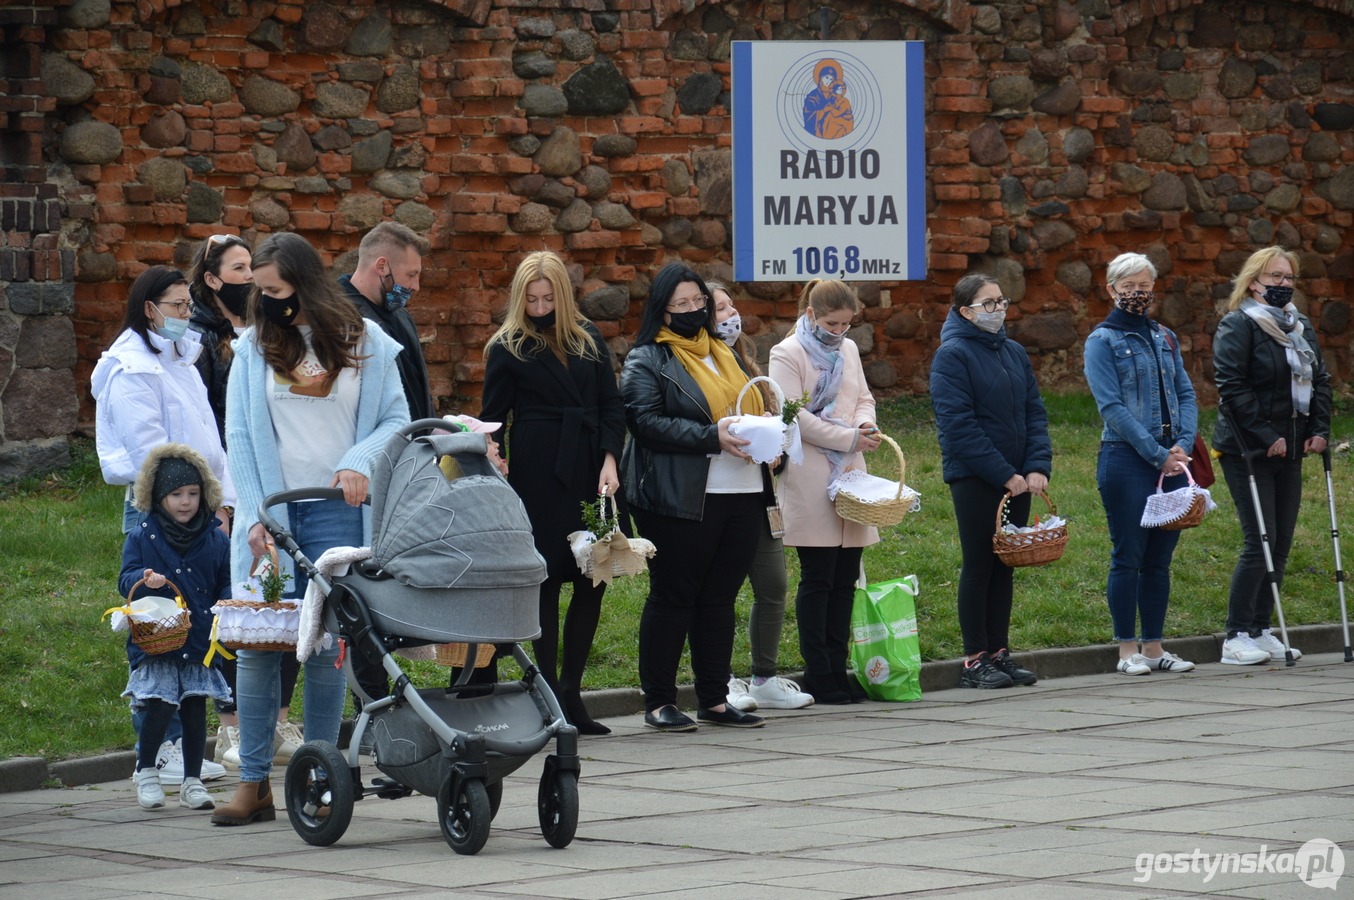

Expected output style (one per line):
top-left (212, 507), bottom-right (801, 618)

top-left (215, 233), bottom-right (409, 826)
top-left (930, 273), bottom-right (1052, 690)
top-left (1084, 252), bottom-right (1198, 676)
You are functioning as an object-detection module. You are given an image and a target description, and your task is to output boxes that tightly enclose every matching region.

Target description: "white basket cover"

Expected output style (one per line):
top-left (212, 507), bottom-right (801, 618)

top-left (828, 469), bottom-right (921, 511)
top-left (210, 602), bottom-right (301, 647)
top-left (1140, 471), bottom-right (1216, 529)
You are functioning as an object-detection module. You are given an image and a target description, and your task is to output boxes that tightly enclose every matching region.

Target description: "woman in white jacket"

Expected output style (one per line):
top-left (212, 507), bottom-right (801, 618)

top-left (92, 266), bottom-right (235, 535)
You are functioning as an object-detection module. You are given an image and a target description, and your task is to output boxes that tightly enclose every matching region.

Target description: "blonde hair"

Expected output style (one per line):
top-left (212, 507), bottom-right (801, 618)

top-left (798, 278), bottom-right (860, 316)
top-left (1229, 246), bottom-right (1300, 311)
top-left (486, 251), bottom-right (600, 361)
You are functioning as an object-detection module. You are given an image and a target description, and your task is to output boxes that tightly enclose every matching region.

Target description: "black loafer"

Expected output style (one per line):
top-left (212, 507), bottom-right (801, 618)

top-left (644, 706), bottom-right (698, 732)
top-left (839, 672), bottom-right (869, 703)
top-left (696, 706), bottom-right (765, 728)
top-left (800, 675), bottom-right (851, 705)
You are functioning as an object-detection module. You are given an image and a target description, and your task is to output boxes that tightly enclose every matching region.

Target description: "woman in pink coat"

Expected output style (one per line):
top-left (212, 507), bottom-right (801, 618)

top-left (769, 279), bottom-right (881, 705)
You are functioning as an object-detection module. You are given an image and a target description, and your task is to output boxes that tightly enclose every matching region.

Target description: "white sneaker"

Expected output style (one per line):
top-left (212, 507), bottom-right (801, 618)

top-left (134, 768), bottom-right (165, 810)
top-left (273, 721), bottom-right (304, 763)
top-left (1140, 650), bottom-right (1195, 672)
top-left (1221, 634), bottom-right (1272, 665)
top-left (1255, 629), bottom-right (1301, 660)
top-left (213, 725), bottom-right (237, 765)
top-left (1117, 656), bottom-right (1150, 676)
top-left (155, 740), bottom-right (184, 785)
top-left (179, 777), bottom-right (214, 810)
top-left (156, 739), bottom-right (226, 784)
top-left (747, 675), bottom-right (815, 709)
top-left (726, 676), bottom-right (758, 712)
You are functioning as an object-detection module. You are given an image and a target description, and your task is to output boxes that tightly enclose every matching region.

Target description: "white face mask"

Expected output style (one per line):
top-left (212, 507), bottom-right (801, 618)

top-left (715, 313), bottom-right (742, 346)
top-left (970, 309), bottom-right (1006, 334)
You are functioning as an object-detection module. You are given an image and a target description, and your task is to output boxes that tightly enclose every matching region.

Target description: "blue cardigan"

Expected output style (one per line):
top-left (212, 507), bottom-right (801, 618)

top-left (225, 325), bottom-right (410, 584)
top-left (119, 515), bottom-right (232, 670)
top-left (929, 309), bottom-right (1053, 489)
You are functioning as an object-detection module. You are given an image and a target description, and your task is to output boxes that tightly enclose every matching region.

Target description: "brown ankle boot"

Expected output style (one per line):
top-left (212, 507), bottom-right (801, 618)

top-left (210, 780), bottom-right (275, 826)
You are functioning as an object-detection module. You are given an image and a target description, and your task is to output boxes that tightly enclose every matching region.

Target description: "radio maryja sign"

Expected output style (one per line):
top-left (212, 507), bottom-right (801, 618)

top-left (732, 41), bottom-right (927, 283)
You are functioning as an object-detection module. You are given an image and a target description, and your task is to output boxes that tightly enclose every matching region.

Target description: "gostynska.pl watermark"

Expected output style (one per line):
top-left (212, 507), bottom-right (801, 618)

top-left (1134, 840), bottom-right (1343, 890)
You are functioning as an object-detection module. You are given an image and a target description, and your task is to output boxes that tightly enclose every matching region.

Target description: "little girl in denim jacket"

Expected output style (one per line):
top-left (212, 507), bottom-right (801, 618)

top-left (119, 443), bottom-right (232, 811)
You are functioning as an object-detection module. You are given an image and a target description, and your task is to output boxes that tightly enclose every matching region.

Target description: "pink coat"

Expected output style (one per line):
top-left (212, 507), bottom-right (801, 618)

top-left (768, 333), bottom-right (880, 549)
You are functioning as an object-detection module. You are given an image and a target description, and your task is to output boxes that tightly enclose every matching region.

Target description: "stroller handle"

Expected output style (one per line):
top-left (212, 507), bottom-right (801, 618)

top-left (401, 417), bottom-right (460, 438)
top-left (258, 488), bottom-right (369, 539)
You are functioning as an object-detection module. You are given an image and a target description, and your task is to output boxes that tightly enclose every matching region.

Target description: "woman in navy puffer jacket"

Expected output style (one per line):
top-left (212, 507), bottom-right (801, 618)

top-left (930, 273), bottom-right (1053, 690)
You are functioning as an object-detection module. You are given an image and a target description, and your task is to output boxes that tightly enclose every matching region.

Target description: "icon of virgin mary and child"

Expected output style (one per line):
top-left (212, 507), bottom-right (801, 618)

top-left (802, 59), bottom-right (854, 140)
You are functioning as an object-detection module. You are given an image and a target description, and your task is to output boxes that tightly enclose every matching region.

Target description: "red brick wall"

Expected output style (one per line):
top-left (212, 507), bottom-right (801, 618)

top-left (47, 0), bottom-right (1354, 422)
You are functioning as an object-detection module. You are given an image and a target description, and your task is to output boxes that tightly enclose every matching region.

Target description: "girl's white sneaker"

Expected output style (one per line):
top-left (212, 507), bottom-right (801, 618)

top-left (179, 777), bottom-right (215, 810)
top-left (1117, 656), bottom-right (1151, 676)
top-left (134, 768), bottom-right (165, 810)
top-left (1141, 650), bottom-right (1195, 672)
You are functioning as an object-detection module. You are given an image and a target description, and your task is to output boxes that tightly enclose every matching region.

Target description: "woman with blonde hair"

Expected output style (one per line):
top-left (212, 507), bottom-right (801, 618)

top-left (481, 250), bottom-right (626, 734)
top-left (769, 279), bottom-right (880, 705)
top-left (1212, 246), bottom-right (1331, 665)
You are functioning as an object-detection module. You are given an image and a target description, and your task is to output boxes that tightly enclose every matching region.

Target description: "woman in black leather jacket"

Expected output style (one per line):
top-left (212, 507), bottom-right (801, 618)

top-left (1213, 246), bottom-right (1331, 666)
top-left (620, 263), bottom-right (775, 732)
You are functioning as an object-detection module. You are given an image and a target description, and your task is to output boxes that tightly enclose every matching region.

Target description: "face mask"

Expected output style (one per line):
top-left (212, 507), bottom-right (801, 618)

top-left (811, 321), bottom-right (845, 348)
top-left (715, 313), bottom-right (742, 346)
top-left (260, 293), bottom-right (299, 327)
top-left (667, 310), bottom-right (708, 339)
top-left (214, 280), bottom-right (252, 318)
top-left (381, 272), bottom-right (413, 312)
top-left (154, 312), bottom-right (190, 342)
top-left (1115, 290), bottom-right (1153, 316)
top-left (970, 310), bottom-right (1006, 334)
top-left (528, 310), bottom-right (556, 330)
top-left (1262, 284), bottom-right (1294, 307)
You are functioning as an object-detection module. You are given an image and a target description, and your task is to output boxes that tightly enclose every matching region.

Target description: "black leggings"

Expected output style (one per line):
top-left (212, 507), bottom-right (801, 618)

top-left (950, 476), bottom-right (1030, 656)
top-left (535, 574), bottom-right (606, 696)
top-left (795, 545), bottom-right (863, 679)
top-left (137, 696), bottom-right (206, 777)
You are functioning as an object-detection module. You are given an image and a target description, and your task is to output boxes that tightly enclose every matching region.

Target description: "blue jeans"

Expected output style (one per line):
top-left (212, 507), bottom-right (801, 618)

top-left (123, 498), bottom-right (147, 535)
top-left (236, 498), bottom-right (363, 783)
top-left (1097, 442), bottom-right (1185, 642)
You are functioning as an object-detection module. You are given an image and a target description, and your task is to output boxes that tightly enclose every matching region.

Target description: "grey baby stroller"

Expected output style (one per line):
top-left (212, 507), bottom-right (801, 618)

top-left (257, 419), bottom-right (580, 855)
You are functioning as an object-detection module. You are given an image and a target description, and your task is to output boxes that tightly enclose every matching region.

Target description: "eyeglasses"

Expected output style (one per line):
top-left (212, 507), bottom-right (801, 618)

top-left (1262, 272), bottom-right (1296, 284)
top-left (667, 295), bottom-right (709, 314)
top-left (968, 297), bottom-right (1011, 313)
top-left (155, 299), bottom-right (195, 317)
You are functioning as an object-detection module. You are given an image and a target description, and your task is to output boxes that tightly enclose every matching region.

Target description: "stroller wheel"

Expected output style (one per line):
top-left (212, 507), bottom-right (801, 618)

top-left (487, 779), bottom-right (503, 821)
top-left (284, 741), bottom-right (355, 847)
top-left (437, 775), bottom-right (490, 855)
top-left (538, 769), bottom-right (578, 849)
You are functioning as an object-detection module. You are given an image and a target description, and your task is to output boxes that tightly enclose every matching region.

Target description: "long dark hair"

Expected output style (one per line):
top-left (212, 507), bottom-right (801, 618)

top-left (249, 233), bottom-right (365, 378)
top-left (123, 266), bottom-right (187, 355)
top-left (187, 233), bottom-right (250, 362)
top-left (634, 262), bottom-right (714, 346)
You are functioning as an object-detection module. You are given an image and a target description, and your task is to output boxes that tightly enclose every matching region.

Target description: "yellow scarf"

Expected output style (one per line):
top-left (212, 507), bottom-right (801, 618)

top-left (654, 327), bottom-right (764, 421)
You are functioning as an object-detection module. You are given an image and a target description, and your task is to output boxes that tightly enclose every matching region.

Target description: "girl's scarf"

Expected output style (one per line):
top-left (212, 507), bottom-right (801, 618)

top-left (153, 504), bottom-right (213, 556)
top-left (795, 314), bottom-right (851, 481)
top-left (1240, 297), bottom-right (1315, 415)
top-left (654, 327), bottom-right (763, 421)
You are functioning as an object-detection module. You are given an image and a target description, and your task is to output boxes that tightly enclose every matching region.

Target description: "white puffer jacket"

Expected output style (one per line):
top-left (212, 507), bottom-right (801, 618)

top-left (91, 327), bottom-right (236, 508)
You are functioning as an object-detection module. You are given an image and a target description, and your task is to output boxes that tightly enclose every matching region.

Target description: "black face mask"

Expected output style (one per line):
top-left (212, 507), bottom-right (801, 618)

top-left (260, 292), bottom-right (299, 327)
top-left (1262, 284), bottom-right (1294, 307)
top-left (528, 310), bottom-right (556, 330)
top-left (214, 280), bottom-right (252, 318)
top-left (667, 310), bottom-right (708, 338)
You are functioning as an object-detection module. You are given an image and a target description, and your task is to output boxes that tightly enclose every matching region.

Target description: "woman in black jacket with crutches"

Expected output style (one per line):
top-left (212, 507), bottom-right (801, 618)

top-left (930, 273), bottom-right (1053, 689)
top-left (481, 251), bottom-right (626, 734)
top-left (1213, 246), bottom-right (1331, 665)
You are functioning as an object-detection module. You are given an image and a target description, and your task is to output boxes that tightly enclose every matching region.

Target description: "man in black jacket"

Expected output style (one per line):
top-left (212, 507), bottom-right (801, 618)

top-left (340, 221), bottom-right (436, 421)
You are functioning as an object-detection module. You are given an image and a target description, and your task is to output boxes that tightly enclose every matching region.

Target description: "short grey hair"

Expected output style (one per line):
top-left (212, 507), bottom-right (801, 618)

top-left (1106, 252), bottom-right (1157, 288)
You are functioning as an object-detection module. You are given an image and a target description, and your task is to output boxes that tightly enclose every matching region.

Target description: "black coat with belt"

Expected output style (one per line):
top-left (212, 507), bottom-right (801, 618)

top-left (481, 321), bottom-right (626, 577)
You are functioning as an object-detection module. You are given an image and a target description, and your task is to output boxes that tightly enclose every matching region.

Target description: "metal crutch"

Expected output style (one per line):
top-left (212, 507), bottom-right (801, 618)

top-left (1219, 403), bottom-right (1296, 667)
top-left (1320, 448), bottom-right (1353, 662)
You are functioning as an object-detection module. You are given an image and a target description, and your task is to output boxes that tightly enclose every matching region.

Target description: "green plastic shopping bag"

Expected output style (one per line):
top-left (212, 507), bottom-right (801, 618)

top-left (849, 572), bottom-right (922, 702)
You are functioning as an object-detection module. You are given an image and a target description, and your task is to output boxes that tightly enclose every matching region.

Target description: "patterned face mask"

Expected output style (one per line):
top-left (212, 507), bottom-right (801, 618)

top-left (715, 313), bottom-right (742, 346)
top-left (1262, 284), bottom-right (1294, 307)
top-left (1116, 290), bottom-right (1153, 315)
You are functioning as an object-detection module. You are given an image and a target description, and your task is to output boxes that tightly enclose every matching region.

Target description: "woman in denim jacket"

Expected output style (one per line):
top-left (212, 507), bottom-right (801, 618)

top-left (1084, 253), bottom-right (1198, 676)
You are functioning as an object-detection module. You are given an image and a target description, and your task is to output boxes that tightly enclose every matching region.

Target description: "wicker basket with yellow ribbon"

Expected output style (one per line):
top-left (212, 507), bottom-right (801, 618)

top-left (211, 546), bottom-right (301, 653)
top-left (104, 577), bottom-right (191, 656)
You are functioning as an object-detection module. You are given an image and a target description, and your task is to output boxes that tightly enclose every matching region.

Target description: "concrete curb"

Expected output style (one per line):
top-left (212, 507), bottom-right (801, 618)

top-left (6, 623), bottom-right (1347, 792)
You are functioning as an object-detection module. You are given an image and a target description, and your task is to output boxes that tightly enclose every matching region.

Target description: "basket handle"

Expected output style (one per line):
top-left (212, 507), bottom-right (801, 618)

top-left (994, 490), bottom-right (1058, 533)
top-left (735, 375), bottom-right (785, 416)
top-left (248, 543), bottom-right (281, 579)
top-left (1155, 466), bottom-right (1197, 493)
top-left (597, 484), bottom-right (619, 532)
top-left (125, 576), bottom-right (187, 608)
top-left (858, 431), bottom-right (906, 500)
